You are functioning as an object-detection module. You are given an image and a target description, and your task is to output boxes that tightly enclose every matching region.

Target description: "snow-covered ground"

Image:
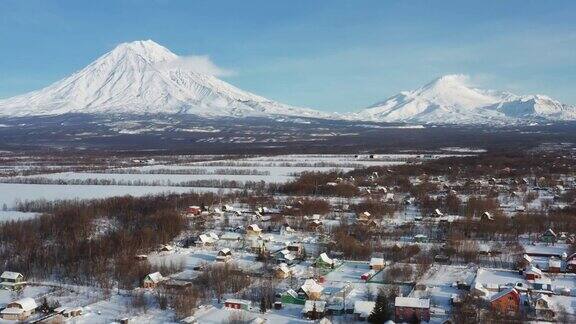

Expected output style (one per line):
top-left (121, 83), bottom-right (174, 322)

top-left (0, 183), bottom-right (231, 209)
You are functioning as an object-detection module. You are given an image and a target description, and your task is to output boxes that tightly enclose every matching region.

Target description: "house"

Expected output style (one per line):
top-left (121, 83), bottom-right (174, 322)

top-left (197, 232), bottom-right (219, 245)
top-left (519, 254), bottom-right (533, 269)
top-left (286, 243), bottom-right (302, 255)
top-left (315, 253), bottom-right (335, 269)
top-left (159, 244), bottom-right (173, 252)
top-left (281, 289), bottom-right (306, 305)
top-left (275, 249), bottom-right (296, 265)
top-left (187, 205), bottom-right (202, 216)
top-left (540, 229), bottom-right (557, 243)
top-left (532, 294), bottom-right (555, 319)
top-left (432, 209), bottom-right (444, 217)
top-left (414, 234), bottom-right (428, 243)
top-left (361, 270), bottom-right (376, 281)
top-left (357, 212), bottom-right (372, 223)
top-left (525, 265), bottom-right (544, 281)
top-left (369, 257), bottom-right (385, 271)
top-left (0, 271), bottom-right (25, 290)
top-left (481, 211), bottom-right (494, 221)
top-left (246, 224), bottom-right (262, 237)
top-left (54, 306), bottom-right (83, 318)
top-left (143, 272), bottom-right (164, 288)
top-left (216, 248), bottom-right (232, 262)
top-left (308, 220), bottom-right (323, 231)
top-left (275, 263), bottom-right (291, 279)
top-left (532, 278), bottom-right (553, 293)
top-left (548, 257), bottom-right (561, 273)
top-left (471, 282), bottom-right (489, 297)
top-left (0, 297), bottom-right (37, 321)
top-left (299, 279), bottom-right (324, 300)
top-left (354, 301), bottom-right (376, 321)
top-left (224, 299), bottom-right (251, 310)
top-left (490, 287), bottom-right (520, 315)
top-left (394, 297), bottom-right (430, 322)
top-left (301, 300), bottom-right (326, 319)
top-left (567, 258), bottom-right (576, 273)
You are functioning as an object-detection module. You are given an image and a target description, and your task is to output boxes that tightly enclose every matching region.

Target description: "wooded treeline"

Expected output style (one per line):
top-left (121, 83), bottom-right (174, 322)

top-left (0, 192), bottom-right (227, 287)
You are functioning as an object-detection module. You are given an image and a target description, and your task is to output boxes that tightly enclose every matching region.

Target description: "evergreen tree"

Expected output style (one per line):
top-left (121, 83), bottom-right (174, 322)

top-left (368, 289), bottom-right (391, 323)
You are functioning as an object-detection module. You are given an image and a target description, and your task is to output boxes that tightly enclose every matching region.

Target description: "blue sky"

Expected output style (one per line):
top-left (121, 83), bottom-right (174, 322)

top-left (0, 0), bottom-right (575, 112)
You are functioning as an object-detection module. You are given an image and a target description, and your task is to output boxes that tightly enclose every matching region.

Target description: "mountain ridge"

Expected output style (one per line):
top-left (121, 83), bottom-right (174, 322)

top-left (352, 74), bottom-right (576, 124)
top-left (0, 40), bottom-right (329, 119)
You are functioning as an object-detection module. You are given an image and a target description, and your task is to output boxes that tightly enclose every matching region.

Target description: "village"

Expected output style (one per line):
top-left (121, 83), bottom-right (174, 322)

top-left (1, 150), bottom-right (576, 323)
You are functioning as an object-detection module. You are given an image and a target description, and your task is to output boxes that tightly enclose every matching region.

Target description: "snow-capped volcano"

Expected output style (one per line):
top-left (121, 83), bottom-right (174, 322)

top-left (0, 40), bottom-right (326, 118)
top-left (353, 74), bottom-right (576, 124)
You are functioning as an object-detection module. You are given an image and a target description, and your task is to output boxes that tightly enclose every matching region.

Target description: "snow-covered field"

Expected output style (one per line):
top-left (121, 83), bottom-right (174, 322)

top-left (0, 183), bottom-right (230, 209)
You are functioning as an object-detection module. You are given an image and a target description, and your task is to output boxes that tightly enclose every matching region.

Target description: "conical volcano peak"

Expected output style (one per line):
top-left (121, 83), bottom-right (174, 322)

top-left (108, 40), bottom-right (178, 64)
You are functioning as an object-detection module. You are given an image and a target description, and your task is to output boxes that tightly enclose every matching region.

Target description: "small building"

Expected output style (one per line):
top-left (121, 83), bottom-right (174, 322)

top-left (299, 279), bottom-right (324, 300)
top-left (394, 297), bottom-right (430, 322)
top-left (281, 289), bottom-right (306, 305)
top-left (360, 270), bottom-right (376, 281)
top-left (0, 297), bottom-right (37, 321)
top-left (540, 229), bottom-right (557, 244)
top-left (533, 294), bottom-right (555, 320)
top-left (54, 306), bottom-right (83, 318)
top-left (0, 271), bottom-right (26, 290)
top-left (369, 257), bottom-right (385, 271)
top-left (216, 248), bottom-right (232, 262)
top-left (357, 212), bottom-right (372, 223)
top-left (246, 224), bottom-right (262, 237)
top-left (224, 299), bottom-right (251, 310)
top-left (197, 232), bottom-right (219, 245)
top-left (567, 259), bottom-right (576, 273)
top-left (159, 244), bottom-right (173, 252)
top-left (525, 265), bottom-right (544, 281)
top-left (481, 211), bottom-right (494, 221)
top-left (519, 254), bottom-right (533, 269)
top-left (143, 272), bottom-right (164, 288)
top-left (275, 249), bottom-right (296, 265)
top-left (414, 234), bottom-right (428, 243)
top-left (490, 287), bottom-right (520, 315)
top-left (302, 300), bottom-right (326, 319)
top-left (275, 263), bottom-right (291, 279)
top-left (187, 205), bottom-right (202, 216)
top-left (432, 209), bottom-right (444, 217)
top-left (315, 253), bottom-right (335, 269)
top-left (354, 301), bottom-right (375, 321)
top-left (548, 257), bottom-right (561, 273)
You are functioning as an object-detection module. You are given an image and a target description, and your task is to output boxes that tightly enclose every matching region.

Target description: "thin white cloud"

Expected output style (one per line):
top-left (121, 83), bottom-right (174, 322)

top-left (156, 55), bottom-right (235, 77)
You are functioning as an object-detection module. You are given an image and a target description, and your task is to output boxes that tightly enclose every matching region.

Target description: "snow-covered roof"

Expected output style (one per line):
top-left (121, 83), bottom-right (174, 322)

top-left (285, 289), bottom-right (298, 298)
top-left (369, 257), bottom-right (384, 267)
top-left (394, 297), bottom-right (430, 309)
top-left (490, 287), bottom-right (518, 302)
top-left (218, 248), bottom-right (231, 255)
top-left (9, 297), bottom-right (37, 312)
top-left (247, 224), bottom-right (262, 231)
top-left (302, 300), bottom-right (326, 313)
top-left (318, 252), bottom-right (334, 265)
top-left (277, 263), bottom-right (290, 274)
top-left (0, 271), bottom-right (23, 280)
top-left (145, 272), bottom-right (164, 284)
top-left (1, 308), bottom-right (24, 315)
top-left (301, 279), bottom-right (323, 294)
top-left (354, 301), bottom-right (376, 317)
top-left (526, 265), bottom-right (544, 276)
top-left (225, 299), bottom-right (251, 305)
